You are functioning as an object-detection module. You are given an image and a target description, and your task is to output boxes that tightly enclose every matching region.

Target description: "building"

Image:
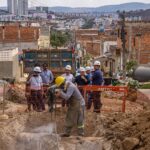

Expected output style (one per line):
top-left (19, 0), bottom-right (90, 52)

top-left (7, 0), bottom-right (17, 15)
top-left (36, 7), bottom-right (49, 13)
top-left (0, 24), bottom-right (39, 80)
top-left (18, 0), bottom-right (28, 16)
top-left (76, 29), bottom-right (117, 56)
top-left (117, 21), bottom-right (150, 65)
top-left (0, 48), bottom-right (20, 81)
top-left (7, 0), bottom-right (28, 16)
top-left (0, 24), bottom-right (39, 51)
top-left (38, 26), bottom-right (51, 49)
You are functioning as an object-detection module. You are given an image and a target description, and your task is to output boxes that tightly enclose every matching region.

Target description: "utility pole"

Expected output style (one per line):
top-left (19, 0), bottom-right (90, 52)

top-left (120, 11), bottom-right (127, 79)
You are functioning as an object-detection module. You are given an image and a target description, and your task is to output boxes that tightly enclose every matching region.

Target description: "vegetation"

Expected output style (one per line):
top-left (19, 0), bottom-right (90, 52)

top-left (127, 79), bottom-right (139, 89)
top-left (82, 18), bottom-right (95, 29)
top-left (140, 84), bottom-right (150, 89)
top-left (126, 60), bottom-right (137, 76)
top-left (50, 31), bottom-right (71, 48)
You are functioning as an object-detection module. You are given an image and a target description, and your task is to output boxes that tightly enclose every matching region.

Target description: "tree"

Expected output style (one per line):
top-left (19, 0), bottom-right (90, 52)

top-left (50, 31), bottom-right (70, 49)
top-left (82, 18), bottom-right (95, 29)
top-left (126, 60), bottom-right (137, 76)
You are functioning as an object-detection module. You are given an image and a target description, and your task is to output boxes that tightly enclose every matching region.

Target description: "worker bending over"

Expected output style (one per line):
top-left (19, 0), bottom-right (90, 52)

top-left (55, 76), bottom-right (85, 137)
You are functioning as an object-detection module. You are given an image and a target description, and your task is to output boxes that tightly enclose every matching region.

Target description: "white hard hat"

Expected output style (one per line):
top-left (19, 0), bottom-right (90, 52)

top-left (86, 66), bottom-right (91, 71)
top-left (33, 67), bottom-right (41, 73)
top-left (91, 66), bottom-right (94, 71)
top-left (80, 67), bottom-right (85, 72)
top-left (94, 61), bottom-right (101, 66)
top-left (65, 65), bottom-right (71, 70)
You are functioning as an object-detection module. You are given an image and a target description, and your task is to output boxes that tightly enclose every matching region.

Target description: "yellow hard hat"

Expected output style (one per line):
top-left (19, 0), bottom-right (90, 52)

top-left (55, 76), bottom-right (65, 87)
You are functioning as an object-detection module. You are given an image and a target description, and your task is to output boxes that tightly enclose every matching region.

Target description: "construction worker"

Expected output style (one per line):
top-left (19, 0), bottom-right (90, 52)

top-left (91, 61), bottom-right (104, 113)
top-left (75, 67), bottom-right (90, 95)
top-left (85, 66), bottom-right (92, 83)
top-left (25, 63), bottom-right (40, 111)
top-left (85, 66), bottom-right (93, 110)
top-left (29, 67), bottom-right (44, 112)
top-left (55, 76), bottom-right (85, 137)
top-left (61, 65), bottom-right (74, 107)
top-left (40, 63), bottom-right (54, 85)
top-left (62, 65), bottom-right (74, 82)
top-left (40, 63), bottom-right (54, 108)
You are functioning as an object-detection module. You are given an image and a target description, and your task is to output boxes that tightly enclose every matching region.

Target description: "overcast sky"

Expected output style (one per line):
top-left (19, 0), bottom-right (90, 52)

top-left (0, 0), bottom-right (149, 7)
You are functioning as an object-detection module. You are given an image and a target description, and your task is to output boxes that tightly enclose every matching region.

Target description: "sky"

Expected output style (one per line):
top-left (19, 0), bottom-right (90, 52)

top-left (0, 0), bottom-right (149, 7)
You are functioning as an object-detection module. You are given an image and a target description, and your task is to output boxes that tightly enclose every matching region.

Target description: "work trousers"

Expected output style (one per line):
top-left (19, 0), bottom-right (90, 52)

top-left (26, 95), bottom-right (36, 111)
top-left (87, 91), bottom-right (102, 113)
top-left (31, 90), bottom-right (45, 111)
top-left (65, 98), bottom-right (84, 135)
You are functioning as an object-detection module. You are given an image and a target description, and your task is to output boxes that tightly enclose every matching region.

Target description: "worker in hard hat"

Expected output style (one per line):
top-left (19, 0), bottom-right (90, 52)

top-left (62, 65), bottom-right (74, 82)
top-left (75, 67), bottom-right (90, 95)
top-left (28, 67), bottom-right (44, 112)
top-left (85, 66), bottom-right (92, 82)
top-left (91, 61), bottom-right (104, 113)
top-left (25, 63), bottom-right (40, 111)
top-left (85, 66), bottom-right (93, 110)
top-left (55, 76), bottom-right (85, 137)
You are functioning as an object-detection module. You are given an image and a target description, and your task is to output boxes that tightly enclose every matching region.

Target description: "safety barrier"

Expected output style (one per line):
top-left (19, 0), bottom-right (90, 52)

top-left (80, 85), bottom-right (128, 112)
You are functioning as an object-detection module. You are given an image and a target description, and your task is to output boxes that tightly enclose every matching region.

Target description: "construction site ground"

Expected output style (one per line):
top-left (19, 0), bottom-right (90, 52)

top-left (0, 83), bottom-right (150, 150)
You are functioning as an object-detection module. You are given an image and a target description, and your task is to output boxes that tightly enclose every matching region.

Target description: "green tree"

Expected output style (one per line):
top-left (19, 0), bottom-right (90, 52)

top-left (50, 31), bottom-right (71, 49)
top-left (82, 18), bottom-right (95, 29)
top-left (126, 60), bottom-right (137, 76)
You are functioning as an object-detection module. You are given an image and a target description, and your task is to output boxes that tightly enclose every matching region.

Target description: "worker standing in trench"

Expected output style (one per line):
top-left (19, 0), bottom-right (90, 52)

top-left (55, 76), bottom-right (85, 137)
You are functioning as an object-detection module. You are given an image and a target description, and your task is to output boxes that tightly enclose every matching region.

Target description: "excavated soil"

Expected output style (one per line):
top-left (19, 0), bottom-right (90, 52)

top-left (0, 83), bottom-right (149, 150)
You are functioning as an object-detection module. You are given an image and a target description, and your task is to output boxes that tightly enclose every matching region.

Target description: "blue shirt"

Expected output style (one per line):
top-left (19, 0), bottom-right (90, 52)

top-left (29, 75), bottom-right (43, 90)
top-left (75, 75), bottom-right (90, 86)
top-left (40, 70), bottom-right (54, 84)
top-left (92, 69), bottom-right (103, 85)
top-left (86, 73), bottom-right (92, 85)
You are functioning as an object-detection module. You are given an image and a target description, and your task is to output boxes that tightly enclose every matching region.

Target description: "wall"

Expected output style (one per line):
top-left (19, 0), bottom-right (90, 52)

top-left (76, 29), bottom-right (117, 57)
top-left (0, 48), bottom-right (20, 80)
top-left (117, 21), bottom-right (150, 65)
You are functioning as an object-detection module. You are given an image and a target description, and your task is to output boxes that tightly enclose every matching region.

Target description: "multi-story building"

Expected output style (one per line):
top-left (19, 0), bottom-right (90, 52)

top-left (18, 0), bottom-right (28, 16)
top-left (7, 0), bottom-right (18, 15)
top-left (7, 0), bottom-right (28, 16)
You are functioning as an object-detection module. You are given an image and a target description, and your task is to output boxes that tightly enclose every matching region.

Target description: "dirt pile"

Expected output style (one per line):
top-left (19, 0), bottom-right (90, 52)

top-left (6, 84), bottom-right (26, 104)
top-left (94, 109), bottom-right (150, 150)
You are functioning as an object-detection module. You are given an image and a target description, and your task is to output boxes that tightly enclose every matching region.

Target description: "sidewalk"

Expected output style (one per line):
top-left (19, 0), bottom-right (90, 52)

top-left (138, 89), bottom-right (150, 103)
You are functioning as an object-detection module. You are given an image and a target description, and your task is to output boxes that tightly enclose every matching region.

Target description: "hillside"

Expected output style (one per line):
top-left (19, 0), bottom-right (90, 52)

top-left (48, 2), bottom-right (150, 13)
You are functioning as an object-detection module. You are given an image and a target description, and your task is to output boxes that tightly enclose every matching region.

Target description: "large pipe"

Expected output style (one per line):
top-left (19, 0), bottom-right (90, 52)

top-left (133, 65), bottom-right (150, 82)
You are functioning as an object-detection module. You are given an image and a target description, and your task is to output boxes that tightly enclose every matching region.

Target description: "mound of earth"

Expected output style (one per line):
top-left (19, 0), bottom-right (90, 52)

top-left (93, 107), bottom-right (150, 150)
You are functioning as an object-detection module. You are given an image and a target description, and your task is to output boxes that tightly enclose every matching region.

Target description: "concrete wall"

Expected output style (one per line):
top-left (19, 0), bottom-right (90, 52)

top-left (0, 42), bottom-right (38, 51)
top-left (0, 48), bottom-right (20, 81)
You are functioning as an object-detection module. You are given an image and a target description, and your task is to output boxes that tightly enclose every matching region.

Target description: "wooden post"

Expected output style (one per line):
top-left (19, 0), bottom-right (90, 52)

top-left (2, 83), bottom-right (5, 115)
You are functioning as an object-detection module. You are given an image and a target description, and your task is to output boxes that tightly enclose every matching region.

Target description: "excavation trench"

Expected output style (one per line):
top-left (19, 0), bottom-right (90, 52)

top-left (0, 110), bottom-right (104, 150)
top-left (0, 96), bottom-right (145, 150)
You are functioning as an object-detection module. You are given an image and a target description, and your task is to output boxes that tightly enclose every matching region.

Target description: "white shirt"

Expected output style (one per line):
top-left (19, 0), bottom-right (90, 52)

top-left (29, 75), bottom-right (43, 90)
top-left (62, 73), bottom-right (74, 82)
